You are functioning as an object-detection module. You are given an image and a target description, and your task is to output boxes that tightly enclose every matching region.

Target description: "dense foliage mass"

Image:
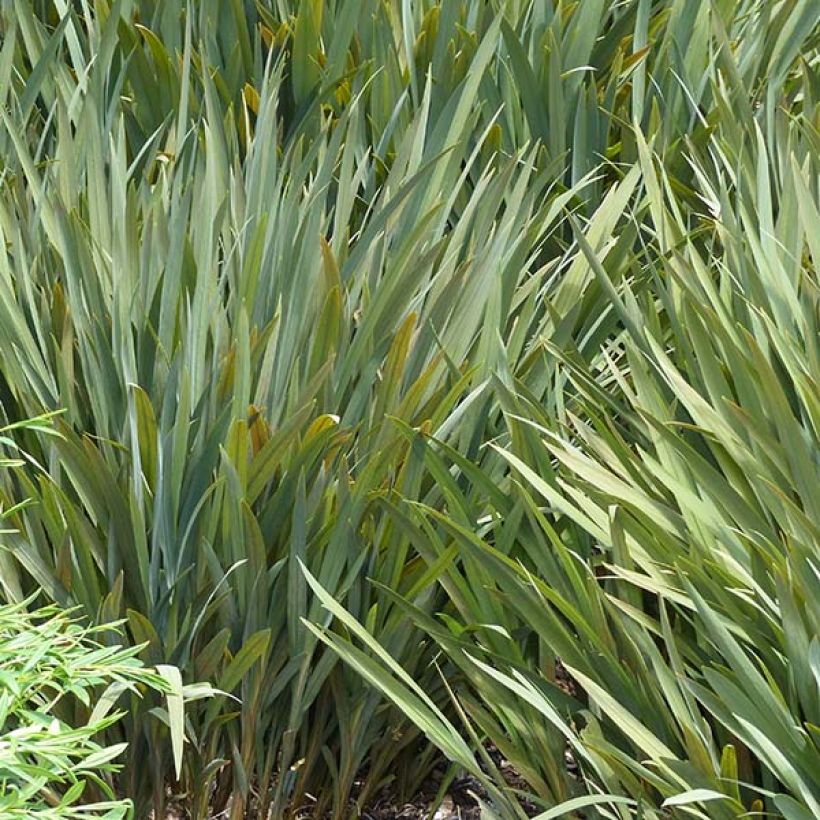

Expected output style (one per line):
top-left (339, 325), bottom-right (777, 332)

top-left (0, 0), bottom-right (818, 818)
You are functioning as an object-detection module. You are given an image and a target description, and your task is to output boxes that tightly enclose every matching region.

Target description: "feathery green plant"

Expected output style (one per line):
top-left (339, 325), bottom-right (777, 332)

top-left (0, 598), bottom-right (163, 819)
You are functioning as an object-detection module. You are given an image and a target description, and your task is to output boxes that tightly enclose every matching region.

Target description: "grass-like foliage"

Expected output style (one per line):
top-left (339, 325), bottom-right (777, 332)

top-left (303, 6), bottom-right (820, 820)
top-left (0, 0), bottom-right (818, 818)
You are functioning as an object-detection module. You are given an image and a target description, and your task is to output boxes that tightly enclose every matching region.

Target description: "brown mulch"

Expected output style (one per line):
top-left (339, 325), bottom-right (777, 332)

top-left (351, 746), bottom-right (545, 820)
top-left (358, 785), bottom-right (481, 820)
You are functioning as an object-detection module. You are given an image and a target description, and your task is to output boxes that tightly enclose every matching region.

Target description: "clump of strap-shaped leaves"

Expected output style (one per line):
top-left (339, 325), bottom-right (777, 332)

top-left (306, 3), bottom-right (820, 820)
top-left (1, 0), bottom-right (818, 818)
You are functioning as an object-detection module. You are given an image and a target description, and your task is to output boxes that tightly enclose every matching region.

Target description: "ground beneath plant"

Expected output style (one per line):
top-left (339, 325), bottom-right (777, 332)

top-left (159, 760), bottom-right (547, 819)
top-left (162, 661), bottom-right (579, 818)
top-left (343, 777), bottom-right (483, 820)
top-left (298, 751), bottom-right (540, 820)
top-left (159, 781), bottom-right (481, 820)
top-left (160, 765), bottom-right (524, 819)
